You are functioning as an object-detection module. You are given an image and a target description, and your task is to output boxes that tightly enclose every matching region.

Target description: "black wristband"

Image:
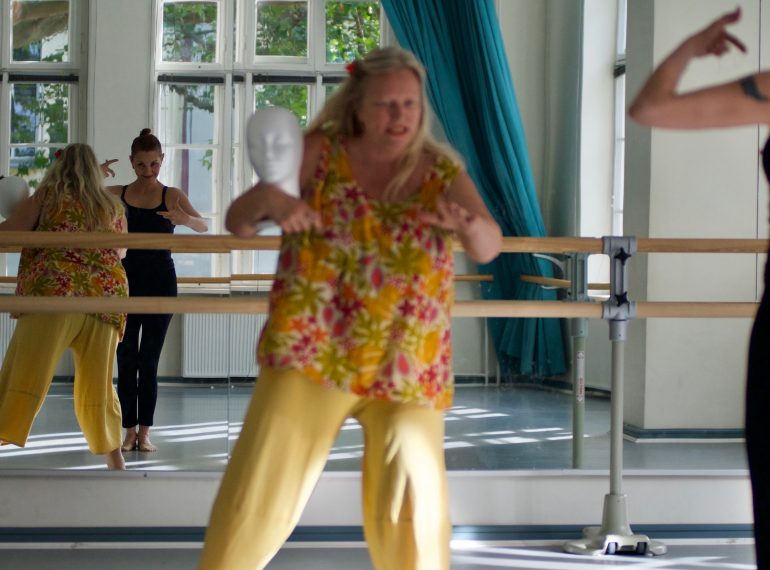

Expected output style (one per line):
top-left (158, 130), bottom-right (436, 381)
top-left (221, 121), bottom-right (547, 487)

top-left (740, 75), bottom-right (769, 102)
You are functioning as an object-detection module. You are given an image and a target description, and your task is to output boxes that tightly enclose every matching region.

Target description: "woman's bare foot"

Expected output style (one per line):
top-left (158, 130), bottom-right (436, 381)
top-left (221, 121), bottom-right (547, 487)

top-left (137, 425), bottom-right (157, 452)
top-left (106, 448), bottom-right (126, 470)
top-left (121, 428), bottom-right (138, 452)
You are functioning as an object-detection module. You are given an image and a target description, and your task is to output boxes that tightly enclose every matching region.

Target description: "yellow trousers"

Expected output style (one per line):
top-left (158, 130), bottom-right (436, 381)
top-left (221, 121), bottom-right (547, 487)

top-left (199, 368), bottom-right (450, 570)
top-left (0, 312), bottom-right (122, 454)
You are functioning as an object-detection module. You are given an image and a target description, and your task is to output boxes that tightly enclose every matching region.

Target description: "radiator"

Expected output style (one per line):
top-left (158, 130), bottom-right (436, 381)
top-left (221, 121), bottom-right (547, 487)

top-left (0, 312), bottom-right (15, 360)
top-left (182, 313), bottom-right (267, 378)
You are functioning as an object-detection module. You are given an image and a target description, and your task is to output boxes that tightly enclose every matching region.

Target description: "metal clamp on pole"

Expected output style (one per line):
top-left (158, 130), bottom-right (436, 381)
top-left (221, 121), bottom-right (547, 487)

top-left (565, 236), bottom-right (666, 558)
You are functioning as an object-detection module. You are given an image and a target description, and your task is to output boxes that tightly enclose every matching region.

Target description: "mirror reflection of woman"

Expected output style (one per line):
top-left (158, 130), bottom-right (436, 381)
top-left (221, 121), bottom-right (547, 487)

top-left (629, 8), bottom-right (770, 568)
top-left (0, 143), bottom-right (128, 470)
top-left (105, 129), bottom-right (208, 453)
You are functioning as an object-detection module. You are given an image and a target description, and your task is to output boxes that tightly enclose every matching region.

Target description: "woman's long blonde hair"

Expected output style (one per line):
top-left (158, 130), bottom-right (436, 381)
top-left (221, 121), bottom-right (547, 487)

top-left (307, 46), bottom-right (460, 197)
top-left (36, 143), bottom-right (123, 231)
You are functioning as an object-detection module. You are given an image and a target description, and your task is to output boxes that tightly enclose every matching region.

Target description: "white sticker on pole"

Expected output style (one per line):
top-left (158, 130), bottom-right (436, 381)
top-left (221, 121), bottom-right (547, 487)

top-left (576, 351), bottom-right (585, 402)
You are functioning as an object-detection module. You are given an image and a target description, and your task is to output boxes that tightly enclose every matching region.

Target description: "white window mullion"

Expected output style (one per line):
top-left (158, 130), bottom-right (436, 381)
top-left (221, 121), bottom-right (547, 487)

top-left (310, 0), bottom-right (324, 71)
top-left (151, 0), bottom-right (162, 137)
top-left (0, 72), bottom-right (9, 175)
top-left (241, 0), bottom-right (256, 68)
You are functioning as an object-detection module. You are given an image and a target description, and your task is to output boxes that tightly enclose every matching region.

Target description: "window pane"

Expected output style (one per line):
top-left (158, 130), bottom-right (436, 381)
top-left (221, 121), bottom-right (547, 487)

top-left (5, 253), bottom-right (21, 278)
top-left (158, 84), bottom-right (218, 145)
top-left (255, 1), bottom-right (307, 57)
top-left (254, 84), bottom-right (308, 127)
top-left (232, 84), bottom-right (244, 198)
top-left (11, 0), bottom-right (70, 63)
top-left (162, 1), bottom-right (218, 63)
top-left (163, 148), bottom-right (216, 213)
top-left (8, 146), bottom-right (57, 189)
top-left (11, 83), bottom-right (69, 145)
top-left (325, 82), bottom-right (340, 99)
top-left (325, 1), bottom-right (380, 64)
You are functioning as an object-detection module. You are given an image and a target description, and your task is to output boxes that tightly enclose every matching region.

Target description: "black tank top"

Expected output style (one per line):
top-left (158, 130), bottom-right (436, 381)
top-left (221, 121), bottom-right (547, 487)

top-left (121, 185), bottom-right (175, 266)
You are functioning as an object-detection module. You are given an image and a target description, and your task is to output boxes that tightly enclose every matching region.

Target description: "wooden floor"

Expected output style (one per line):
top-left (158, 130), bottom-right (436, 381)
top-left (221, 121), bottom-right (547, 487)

top-left (0, 541), bottom-right (757, 569)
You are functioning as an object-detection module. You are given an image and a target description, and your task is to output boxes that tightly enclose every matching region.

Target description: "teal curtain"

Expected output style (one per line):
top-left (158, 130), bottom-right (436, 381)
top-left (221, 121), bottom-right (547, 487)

top-left (382, 0), bottom-right (566, 376)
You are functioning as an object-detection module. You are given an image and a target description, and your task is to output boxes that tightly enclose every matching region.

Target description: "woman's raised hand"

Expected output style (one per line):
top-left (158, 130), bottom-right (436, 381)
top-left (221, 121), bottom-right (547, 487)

top-left (157, 198), bottom-right (190, 226)
top-left (420, 196), bottom-right (484, 238)
top-left (100, 159), bottom-right (119, 179)
top-left (689, 8), bottom-right (746, 58)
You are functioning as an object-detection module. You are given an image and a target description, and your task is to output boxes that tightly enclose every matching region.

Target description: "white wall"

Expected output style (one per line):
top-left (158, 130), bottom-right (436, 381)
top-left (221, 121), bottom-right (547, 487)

top-left (497, 0), bottom-right (547, 197)
top-left (580, 0), bottom-right (616, 282)
top-left (88, 0), bottom-right (153, 181)
top-left (624, 0), bottom-right (764, 430)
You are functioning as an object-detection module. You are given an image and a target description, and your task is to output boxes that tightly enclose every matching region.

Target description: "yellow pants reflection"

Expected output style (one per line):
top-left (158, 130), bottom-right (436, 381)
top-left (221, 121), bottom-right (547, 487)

top-left (199, 367), bottom-right (450, 570)
top-left (0, 312), bottom-right (121, 454)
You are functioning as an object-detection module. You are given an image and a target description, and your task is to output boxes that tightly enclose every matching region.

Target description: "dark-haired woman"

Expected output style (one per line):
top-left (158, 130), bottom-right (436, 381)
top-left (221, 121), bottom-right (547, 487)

top-left (106, 128), bottom-right (208, 453)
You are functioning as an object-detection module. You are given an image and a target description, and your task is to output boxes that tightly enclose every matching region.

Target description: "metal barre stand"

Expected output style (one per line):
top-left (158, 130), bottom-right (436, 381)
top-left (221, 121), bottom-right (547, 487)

top-left (564, 236), bottom-right (667, 557)
top-left (566, 253), bottom-right (588, 469)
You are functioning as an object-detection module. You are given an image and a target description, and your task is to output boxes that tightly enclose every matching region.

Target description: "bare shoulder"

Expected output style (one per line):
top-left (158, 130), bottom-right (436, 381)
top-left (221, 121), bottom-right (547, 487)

top-left (105, 184), bottom-right (122, 196)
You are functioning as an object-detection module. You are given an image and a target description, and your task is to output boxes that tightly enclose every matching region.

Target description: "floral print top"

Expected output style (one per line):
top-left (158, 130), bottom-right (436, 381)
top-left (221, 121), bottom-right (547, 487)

top-left (257, 136), bottom-right (461, 409)
top-left (15, 192), bottom-right (129, 337)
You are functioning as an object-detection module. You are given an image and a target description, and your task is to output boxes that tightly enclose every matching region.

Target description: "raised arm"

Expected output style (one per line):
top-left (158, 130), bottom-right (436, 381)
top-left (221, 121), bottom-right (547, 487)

top-left (159, 187), bottom-right (208, 233)
top-left (225, 133), bottom-right (322, 237)
top-left (629, 9), bottom-right (770, 129)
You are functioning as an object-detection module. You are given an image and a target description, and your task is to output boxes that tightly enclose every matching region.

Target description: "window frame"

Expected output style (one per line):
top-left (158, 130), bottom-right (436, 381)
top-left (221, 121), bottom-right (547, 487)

top-left (152, 0), bottom-right (386, 279)
top-left (0, 0), bottom-right (83, 278)
top-left (611, 0), bottom-right (627, 236)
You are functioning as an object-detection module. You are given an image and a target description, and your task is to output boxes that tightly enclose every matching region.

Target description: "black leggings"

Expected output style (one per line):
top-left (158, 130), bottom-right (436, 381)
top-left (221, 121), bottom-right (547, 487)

top-left (117, 313), bottom-right (173, 428)
top-left (747, 286), bottom-right (770, 569)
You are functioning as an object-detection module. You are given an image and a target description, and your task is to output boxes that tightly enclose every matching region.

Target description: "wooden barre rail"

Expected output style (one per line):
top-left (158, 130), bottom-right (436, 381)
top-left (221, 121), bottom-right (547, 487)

top-left (520, 275), bottom-right (610, 291)
top-left (0, 232), bottom-right (766, 254)
top-left (0, 274), bottom-right (493, 285)
top-left (0, 296), bottom-right (758, 319)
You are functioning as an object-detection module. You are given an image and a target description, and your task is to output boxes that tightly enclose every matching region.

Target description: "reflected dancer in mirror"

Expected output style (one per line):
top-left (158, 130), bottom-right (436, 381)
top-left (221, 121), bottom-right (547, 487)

top-left (0, 144), bottom-right (128, 470)
top-left (105, 129), bottom-right (208, 453)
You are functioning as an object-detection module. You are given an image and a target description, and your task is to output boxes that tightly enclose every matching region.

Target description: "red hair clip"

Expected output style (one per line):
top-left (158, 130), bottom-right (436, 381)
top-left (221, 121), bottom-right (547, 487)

top-left (53, 148), bottom-right (63, 160)
top-left (345, 61), bottom-right (357, 75)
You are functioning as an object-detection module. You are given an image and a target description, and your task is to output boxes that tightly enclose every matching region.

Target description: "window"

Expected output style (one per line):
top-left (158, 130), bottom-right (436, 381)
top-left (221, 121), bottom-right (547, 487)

top-left (611, 0), bottom-right (627, 235)
top-left (153, 0), bottom-right (383, 279)
top-left (0, 0), bottom-right (82, 276)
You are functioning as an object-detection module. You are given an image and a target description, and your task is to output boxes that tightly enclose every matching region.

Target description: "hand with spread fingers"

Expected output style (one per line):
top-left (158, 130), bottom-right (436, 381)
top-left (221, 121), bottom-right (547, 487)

top-left (100, 158), bottom-right (119, 179)
top-left (421, 197), bottom-right (485, 237)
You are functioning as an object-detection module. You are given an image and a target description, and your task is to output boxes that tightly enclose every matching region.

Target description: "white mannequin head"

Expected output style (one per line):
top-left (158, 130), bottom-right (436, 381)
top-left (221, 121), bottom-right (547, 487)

top-left (246, 107), bottom-right (302, 197)
top-left (0, 175), bottom-right (30, 219)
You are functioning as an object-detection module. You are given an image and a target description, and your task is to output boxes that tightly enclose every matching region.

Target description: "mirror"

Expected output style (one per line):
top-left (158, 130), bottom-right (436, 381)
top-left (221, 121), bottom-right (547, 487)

top-left (0, 0), bottom-right (755, 479)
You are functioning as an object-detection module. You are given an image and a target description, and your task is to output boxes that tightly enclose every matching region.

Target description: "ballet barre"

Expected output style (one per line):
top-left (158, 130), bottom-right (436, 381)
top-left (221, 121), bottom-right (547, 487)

top-left (0, 230), bottom-right (766, 557)
top-left (0, 274), bottom-right (494, 285)
top-left (520, 274), bottom-right (610, 290)
top-left (0, 231), bottom-right (766, 254)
